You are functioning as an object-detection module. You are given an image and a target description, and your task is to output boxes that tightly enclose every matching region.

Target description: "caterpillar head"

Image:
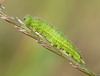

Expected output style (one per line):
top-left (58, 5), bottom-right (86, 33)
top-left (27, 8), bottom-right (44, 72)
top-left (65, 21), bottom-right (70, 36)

top-left (24, 15), bottom-right (32, 26)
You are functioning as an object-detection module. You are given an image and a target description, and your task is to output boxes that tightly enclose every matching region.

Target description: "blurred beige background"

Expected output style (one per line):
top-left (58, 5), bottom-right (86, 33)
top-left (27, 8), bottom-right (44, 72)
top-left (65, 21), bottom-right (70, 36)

top-left (0, 0), bottom-right (100, 76)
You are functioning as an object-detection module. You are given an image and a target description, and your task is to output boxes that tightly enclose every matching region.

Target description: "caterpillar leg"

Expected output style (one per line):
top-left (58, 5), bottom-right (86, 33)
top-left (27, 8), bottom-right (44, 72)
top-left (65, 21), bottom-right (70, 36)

top-left (36, 40), bottom-right (62, 56)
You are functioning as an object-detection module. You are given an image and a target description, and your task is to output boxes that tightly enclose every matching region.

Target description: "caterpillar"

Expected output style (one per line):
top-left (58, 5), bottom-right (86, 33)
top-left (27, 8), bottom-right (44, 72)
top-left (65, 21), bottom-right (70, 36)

top-left (24, 15), bottom-right (84, 64)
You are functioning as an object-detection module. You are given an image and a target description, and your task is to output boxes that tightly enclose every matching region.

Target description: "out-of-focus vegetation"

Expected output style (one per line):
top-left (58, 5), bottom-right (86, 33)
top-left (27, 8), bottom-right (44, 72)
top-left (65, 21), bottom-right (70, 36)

top-left (0, 0), bottom-right (100, 76)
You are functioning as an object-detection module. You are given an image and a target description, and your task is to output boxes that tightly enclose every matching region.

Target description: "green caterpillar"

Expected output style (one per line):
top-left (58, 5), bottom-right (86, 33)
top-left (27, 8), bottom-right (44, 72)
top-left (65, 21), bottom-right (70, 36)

top-left (24, 15), bottom-right (84, 64)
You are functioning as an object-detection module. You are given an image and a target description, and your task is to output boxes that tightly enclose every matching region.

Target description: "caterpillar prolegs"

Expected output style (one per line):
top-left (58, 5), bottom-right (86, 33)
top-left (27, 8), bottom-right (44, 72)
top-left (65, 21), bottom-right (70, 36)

top-left (24, 15), bottom-right (84, 64)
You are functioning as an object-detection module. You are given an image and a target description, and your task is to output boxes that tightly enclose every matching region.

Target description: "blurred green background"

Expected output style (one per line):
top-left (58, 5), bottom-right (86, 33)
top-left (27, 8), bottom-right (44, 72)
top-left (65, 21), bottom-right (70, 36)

top-left (0, 0), bottom-right (100, 76)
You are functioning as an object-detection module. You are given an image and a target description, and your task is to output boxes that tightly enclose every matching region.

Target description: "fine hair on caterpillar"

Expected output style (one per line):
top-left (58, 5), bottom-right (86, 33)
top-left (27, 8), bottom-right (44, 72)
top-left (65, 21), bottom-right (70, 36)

top-left (24, 15), bottom-right (84, 64)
